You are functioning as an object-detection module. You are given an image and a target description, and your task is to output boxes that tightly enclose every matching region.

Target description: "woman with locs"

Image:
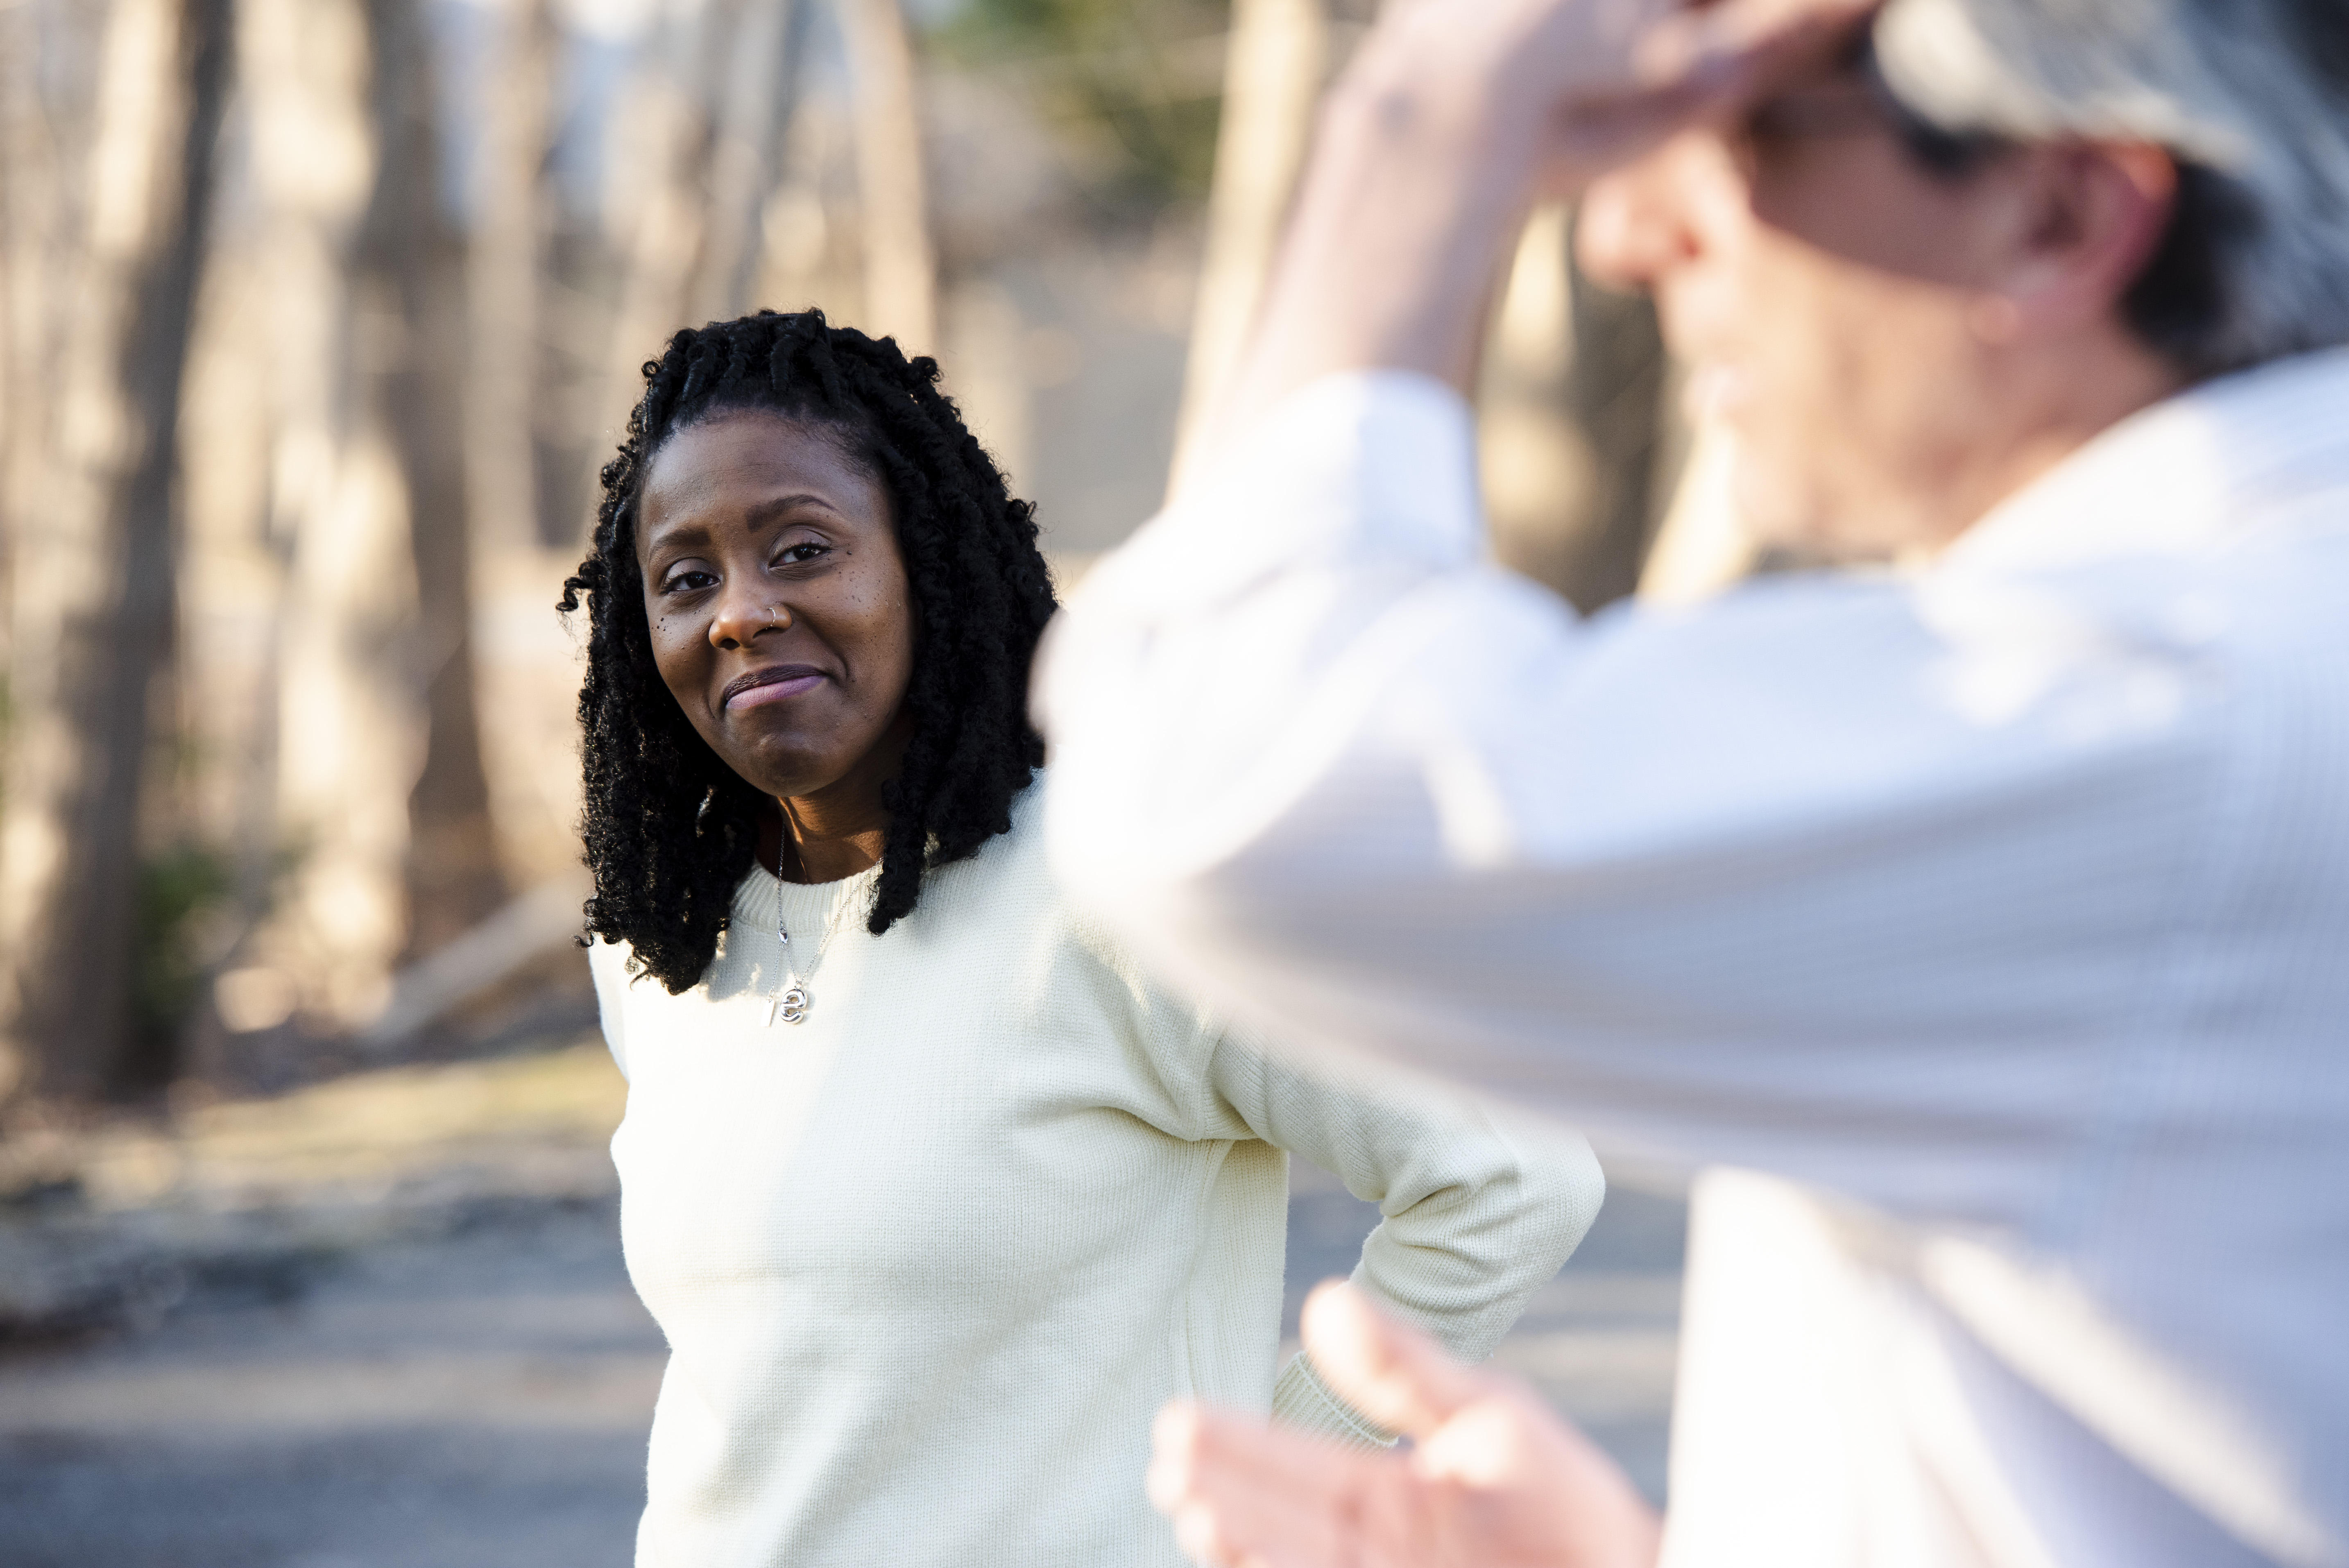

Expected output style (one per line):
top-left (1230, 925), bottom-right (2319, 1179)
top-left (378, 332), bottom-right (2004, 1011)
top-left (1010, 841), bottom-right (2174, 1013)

top-left (562, 308), bottom-right (1604, 1566)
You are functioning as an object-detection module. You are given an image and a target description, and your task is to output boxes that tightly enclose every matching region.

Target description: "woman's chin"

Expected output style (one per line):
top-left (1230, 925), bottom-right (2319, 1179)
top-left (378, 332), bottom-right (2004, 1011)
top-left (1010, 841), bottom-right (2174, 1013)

top-left (712, 738), bottom-right (841, 803)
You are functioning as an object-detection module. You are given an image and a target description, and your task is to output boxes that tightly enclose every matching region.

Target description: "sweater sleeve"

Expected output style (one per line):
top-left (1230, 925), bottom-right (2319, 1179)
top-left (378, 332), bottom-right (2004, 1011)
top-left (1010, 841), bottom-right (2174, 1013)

top-left (1207, 1032), bottom-right (1605, 1448)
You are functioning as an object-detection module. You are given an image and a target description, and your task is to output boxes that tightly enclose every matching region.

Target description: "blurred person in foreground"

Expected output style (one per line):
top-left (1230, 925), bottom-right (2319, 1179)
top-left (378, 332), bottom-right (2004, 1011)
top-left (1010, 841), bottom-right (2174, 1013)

top-left (1037, 0), bottom-right (2349, 1562)
top-left (560, 309), bottom-right (1601, 1566)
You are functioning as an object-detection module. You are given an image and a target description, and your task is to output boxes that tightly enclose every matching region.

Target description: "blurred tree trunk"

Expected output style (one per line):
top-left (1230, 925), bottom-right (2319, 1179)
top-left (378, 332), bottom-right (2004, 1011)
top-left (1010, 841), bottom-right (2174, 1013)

top-left (1169, 0), bottom-right (1327, 488)
top-left (840, 0), bottom-right (933, 351)
top-left (592, 0), bottom-right (747, 487)
top-left (0, 5), bottom-right (70, 703)
top-left (360, 0), bottom-right (507, 963)
top-left (589, 0), bottom-right (806, 469)
top-left (698, 0), bottom-right (810, 323)
top-left (0, 0), bottom-right (82, 1101)
top-left (1557, 231), bottom-right (1675, 610)
top-left (1480, 208), bottom-right (1676, 614)
top-left (244, 0), bottom-right (416, 1031)
top-left (0, 0), bottom-right (231, 1106)
top-left (467, 0), bottom-right (556, 557)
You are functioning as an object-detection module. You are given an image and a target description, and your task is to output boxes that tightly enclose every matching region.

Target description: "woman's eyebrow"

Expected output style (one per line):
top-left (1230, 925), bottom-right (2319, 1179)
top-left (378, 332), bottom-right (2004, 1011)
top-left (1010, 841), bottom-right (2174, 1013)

top-left (639, 513), bottom-right (712, 560)
top-left (645, 490), bottom-right (839, 554)
top-left (742, 492), bottom-right (839, 526)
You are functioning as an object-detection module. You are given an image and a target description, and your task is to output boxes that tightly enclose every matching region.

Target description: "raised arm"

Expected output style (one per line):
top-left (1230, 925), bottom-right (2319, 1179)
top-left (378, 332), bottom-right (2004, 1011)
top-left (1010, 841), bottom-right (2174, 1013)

top-left (1038, 0), bottom-right (2211, 1219)
top-left (1190, 0), bottom-right (1874, 452)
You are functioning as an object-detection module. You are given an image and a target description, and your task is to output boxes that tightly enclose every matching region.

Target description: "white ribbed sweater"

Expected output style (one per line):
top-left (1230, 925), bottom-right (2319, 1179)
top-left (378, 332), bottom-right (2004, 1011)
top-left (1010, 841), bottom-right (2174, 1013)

top-left (592, 789), bottom-right (1602, 1567)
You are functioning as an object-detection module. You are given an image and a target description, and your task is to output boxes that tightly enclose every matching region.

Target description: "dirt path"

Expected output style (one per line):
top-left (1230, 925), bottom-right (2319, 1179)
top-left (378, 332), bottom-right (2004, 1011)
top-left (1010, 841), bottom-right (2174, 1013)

top-left (0, 1202), bottom-right (659, 1568)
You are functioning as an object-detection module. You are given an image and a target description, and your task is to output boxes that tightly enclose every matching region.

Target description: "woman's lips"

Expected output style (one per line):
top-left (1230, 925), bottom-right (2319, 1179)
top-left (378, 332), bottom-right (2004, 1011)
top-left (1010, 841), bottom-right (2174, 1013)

top-left (723, 666), bottom-right (826, 710)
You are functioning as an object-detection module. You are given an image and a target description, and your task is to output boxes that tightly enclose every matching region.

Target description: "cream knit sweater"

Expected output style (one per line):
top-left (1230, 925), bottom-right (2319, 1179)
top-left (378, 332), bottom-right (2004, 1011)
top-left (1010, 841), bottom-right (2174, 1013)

top-left (591, 786), bottom-right (1602, 1567)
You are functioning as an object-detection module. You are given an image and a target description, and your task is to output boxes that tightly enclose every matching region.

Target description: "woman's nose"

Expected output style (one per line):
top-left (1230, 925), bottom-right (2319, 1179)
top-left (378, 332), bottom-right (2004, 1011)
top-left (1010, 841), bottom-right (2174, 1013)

top-left (1577, 134), bottom-right (1718, 293)
top-left (708, 590), bottom-right (791, 651)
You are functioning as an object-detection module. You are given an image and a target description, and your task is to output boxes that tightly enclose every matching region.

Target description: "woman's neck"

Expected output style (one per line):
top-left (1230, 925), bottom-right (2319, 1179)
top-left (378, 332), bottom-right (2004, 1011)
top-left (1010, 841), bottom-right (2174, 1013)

top-left (761, 716), bottom-right (910, 884)
top-left (768, 798), bottom-right (887, 884)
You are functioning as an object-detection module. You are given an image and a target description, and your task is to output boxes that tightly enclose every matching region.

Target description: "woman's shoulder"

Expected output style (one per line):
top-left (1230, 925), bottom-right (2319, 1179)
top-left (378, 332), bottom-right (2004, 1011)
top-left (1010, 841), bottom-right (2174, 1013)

top-left (915, 770), bottom-right (1056, 915)
top-left (1000, 775), bottom-right (1128, 962)
top-left (924, 779), bottom-right (1169, 981)
top-left (586, 931), bottom-right (638, 983)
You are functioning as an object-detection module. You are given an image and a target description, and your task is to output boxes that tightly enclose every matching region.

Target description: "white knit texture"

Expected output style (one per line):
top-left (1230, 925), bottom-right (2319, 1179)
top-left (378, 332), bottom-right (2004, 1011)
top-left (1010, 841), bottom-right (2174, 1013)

top-left (593, 791), bottom-right (1601, 1567)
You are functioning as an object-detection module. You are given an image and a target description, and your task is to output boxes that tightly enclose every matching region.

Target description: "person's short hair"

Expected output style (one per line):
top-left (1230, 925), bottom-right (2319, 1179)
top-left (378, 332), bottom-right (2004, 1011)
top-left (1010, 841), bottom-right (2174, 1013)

top-left (1871, 0), bottom-right (2349, 380)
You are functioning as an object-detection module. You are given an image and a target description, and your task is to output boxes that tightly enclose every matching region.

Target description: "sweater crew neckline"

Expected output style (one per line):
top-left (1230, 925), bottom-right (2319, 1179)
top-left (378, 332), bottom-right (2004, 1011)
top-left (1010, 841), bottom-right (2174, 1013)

top-left (732, 860), bottom-right (883, 946)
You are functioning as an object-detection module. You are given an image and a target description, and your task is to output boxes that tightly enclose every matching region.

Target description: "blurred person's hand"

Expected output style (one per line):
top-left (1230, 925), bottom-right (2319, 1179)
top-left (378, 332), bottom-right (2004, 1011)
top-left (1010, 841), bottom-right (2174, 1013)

top-left (1148, 1282), bottom-right (1662, 1568)
top-left (1202, 0), bottom-right (1878, 458)
top-left (1357, 0), bottom-right (1876, 196)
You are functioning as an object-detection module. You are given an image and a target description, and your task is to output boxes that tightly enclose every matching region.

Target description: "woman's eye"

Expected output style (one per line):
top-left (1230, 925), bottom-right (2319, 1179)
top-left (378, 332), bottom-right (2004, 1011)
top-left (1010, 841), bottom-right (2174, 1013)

top-left (662, 569), bottom-right (717, 593)
top-left (778, 542), bottom-right (829, 566)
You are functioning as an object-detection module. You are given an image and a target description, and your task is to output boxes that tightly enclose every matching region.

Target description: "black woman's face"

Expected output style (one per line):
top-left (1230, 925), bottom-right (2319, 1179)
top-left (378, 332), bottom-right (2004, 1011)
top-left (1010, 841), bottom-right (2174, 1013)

top-left (635, 410), bottom-right (915, 805)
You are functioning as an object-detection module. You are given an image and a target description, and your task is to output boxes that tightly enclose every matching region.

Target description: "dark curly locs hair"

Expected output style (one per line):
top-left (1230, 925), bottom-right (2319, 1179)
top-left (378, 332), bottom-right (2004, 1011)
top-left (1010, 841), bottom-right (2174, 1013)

top-left (559, 309), bottom-right (1059, 992)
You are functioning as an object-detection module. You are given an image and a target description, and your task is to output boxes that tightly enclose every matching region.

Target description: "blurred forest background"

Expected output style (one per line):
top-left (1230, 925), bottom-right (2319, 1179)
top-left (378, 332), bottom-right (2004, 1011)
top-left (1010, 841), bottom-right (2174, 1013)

top-left (0, 0), bottom-right (1737, 1124)
top-left (0, 5), bottom-right (1723, 1552)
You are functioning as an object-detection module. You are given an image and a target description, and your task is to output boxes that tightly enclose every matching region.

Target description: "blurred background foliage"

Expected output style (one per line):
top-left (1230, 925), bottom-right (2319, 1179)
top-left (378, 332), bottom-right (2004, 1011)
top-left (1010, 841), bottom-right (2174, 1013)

top-left (0, 12), bottom-right (1704, 1560)
top-left (131, 846), bottom-right (236, 1088)
top-left (0, 0), bottom-right (1697, 1124)
top-left (936, 0), bottom-right (1231, 205)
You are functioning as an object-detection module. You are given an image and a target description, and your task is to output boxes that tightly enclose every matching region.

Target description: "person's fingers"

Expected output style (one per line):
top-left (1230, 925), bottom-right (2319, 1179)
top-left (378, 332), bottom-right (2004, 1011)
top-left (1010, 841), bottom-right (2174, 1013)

top-left (1152, 1384), bottom-right (1666, 1568)
top-left (1411, 1386), bottom-right (1669, 1568)
top-left (1298, 1282), bottom-right (1508, 1440)
top-left (1497, 0), bottom-right (1877, 195)
top-left (1152, 1400), bottom-right (1376, 1510)
top-left (1151, 1400), bottom-right (1413, 1568)
top-left (1638, 0), bottom-right (1880, 99)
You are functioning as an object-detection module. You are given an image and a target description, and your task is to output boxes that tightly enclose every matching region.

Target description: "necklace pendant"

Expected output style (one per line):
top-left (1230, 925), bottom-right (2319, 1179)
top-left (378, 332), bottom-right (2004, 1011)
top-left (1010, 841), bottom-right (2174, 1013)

top-left (768, 984), bottom-right (811, 1026)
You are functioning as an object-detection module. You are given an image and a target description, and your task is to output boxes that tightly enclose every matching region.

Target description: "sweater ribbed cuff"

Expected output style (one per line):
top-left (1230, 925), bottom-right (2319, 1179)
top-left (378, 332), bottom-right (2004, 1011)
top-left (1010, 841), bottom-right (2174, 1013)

top-left (1270, 1352), bottom-right (1398, 1452)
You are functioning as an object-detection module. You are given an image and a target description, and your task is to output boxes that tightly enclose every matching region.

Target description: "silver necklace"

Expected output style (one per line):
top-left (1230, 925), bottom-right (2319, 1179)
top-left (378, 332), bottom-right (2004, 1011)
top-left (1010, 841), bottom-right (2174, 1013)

top-left (768, 873), bottom-right (858, 1026)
